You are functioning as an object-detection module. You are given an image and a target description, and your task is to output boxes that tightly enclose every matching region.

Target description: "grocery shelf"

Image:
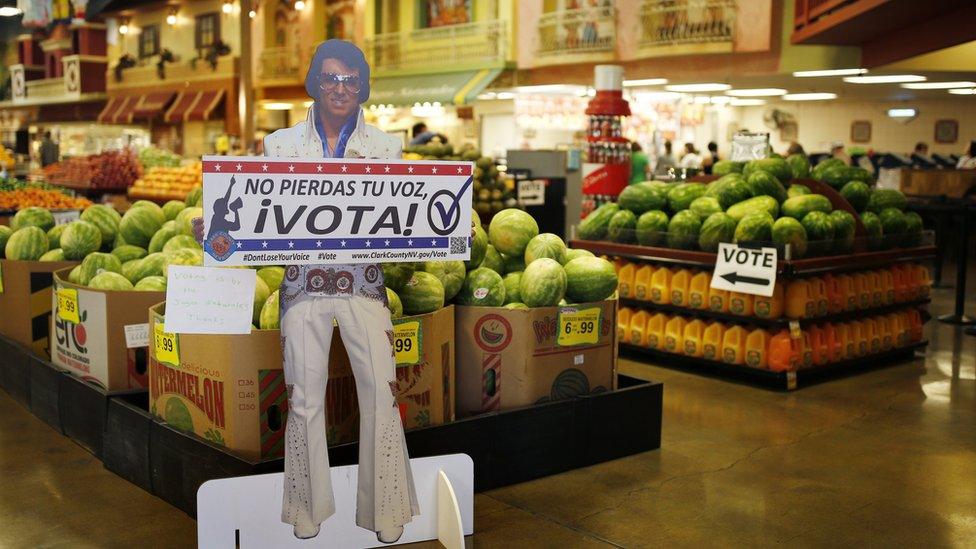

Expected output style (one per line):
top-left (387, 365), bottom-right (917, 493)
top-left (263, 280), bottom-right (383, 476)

top-left (618, 297), bottom-right (932, 330)
top-left (620, 340), bottom-right (928, 391)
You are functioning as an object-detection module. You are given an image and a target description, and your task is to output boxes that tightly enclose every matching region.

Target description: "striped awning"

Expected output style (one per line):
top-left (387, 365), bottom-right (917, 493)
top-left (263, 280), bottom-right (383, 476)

top-left (97, 95), bottom-right (138, 124)
top-left (131, 92), bottom-right (176, 120)
top-left (164, 90), bottom-right (225, 123)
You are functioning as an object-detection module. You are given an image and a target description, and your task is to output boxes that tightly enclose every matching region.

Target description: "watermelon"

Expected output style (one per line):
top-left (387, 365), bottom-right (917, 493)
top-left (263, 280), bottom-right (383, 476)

top-left (163, 234), bottom-right (203, 253)
top-left (847, 167), bottom-right (872, 183)
top-left (5, 227), bottom-right (49, 260)
top-left (502, 272), bottom-right (523, 304)
top-left (175, 207), bottom-right (203, 236)
top-left (504, 302), bottom-right (528, 310)
top-left (252, 276), bottom-right (270, 324)
top-left (121, 259), bottom-right (142, 282)
top-left (564, 256), bottom-right (617, 303)
top-left (12, 207), bottom-right (55, 232)
top-left (578, 203), bottom-right (620, 241)
top-left (147, 224), bottom-right (178, 253)
top-left (457, 267), bottom-right (504, 307)
top-left (801, 211), bottom-right (835, 255)
top-left (712, 160), bottom-right (743, 176)
top-left (743, 157), bottom-right (792, 183)
top-left (47, 224), bottom-right (67, 250)
top-left (607, 210), bottom-right (638, 243)
top-left (706, 176), bottom-right (753, 210)
top-left (382, 262), bottom-right (416, 291)
top-left (745, 170), bottom-right (788, 203)
top-left (524, 233), bottom-right (567, 265)
top-left (161, 248), bottom-right (203, 277)
top-left (829, 210), bottom-right (856, 252)
top-left (112, 244), bottom-right (148, 263)
top-left (400, 271), bottom-right (446, 314)
top-left (80, 204), bottom-right (121, 244)
top-left (39, 248), bottom-right (66, 262)
top-left (698, 212), bottom-right (737, 252)
top-left (903, 211), bottom-right (924, 247)
top-left (162, 200), bottom-right (186, 221)
top-left (861, 212), bottom-right (883, 250)
top-left (120, 207), bottom-right (163, 248)
top-left (564, 248), bottom-right (595, 263)
top-left (636, 210), bottom-right (669, 246)
top-left (866, 189), bottom-right (907, 213)
top-left (79, 252), bottom-right (123, 285)
top-left (787, 184), bottom-right (811, 198)
top-left (134, 275), bottom-right (167, 292)
top-left (59, 220), bottom-right (102, 260)
top-left (67, 265), bottom-right (82, 284)
top-left (88, 271), bottom-right (134, 291)
top-left (0, 226), bottom-right (12, 258)
top-left (519, 258), bottom-right (566, 307)
top-left (819, 164), bottom-right (853, 190)
top-left (689, 196), bottom-right (723, 219)
top-left (385, 288), bottom-right (402, 319)
top-left (466, 226), bottom-right (489, 270)
top-left (488, 208), bottom-right (539, 257)
top-left (811, 158), bottom-right (845, 181)
top-left (471, 208), bottom-right (482, 230)
top-left (772, 217), bottom-right (808, 259)
top-left (131, 252), bottom-right (167, 283)
top-left (734, 212), bottom-right (774, 244)
top-left (786, 154), bottom-right (811, 179)
top-left (667, 183), bottom-right (707, 213)
top-left (879, 207), bottom-right (907, 246)
top-left (781, 194), bottom-right (833, 220)
top-left (185, 187), bottom-right (203, 208)
top-left (840, 181), bottom-right (871, 212)
top-left (423, 260), bottom-right (466, 300)
top-left (482, 244), bottom-right (505, 274)
top-left (618, 182), bottom-right (667, 214)
top-left (257, 266), bottom-right (285, 291)
top-left (667, 210), bottom-right (701, 250)
top-left (501, 252), bottom-right (525, 274)
top-left (726, 195), bottom-right (779, 222)
top-left (130, 200), bottom-right (166, 225)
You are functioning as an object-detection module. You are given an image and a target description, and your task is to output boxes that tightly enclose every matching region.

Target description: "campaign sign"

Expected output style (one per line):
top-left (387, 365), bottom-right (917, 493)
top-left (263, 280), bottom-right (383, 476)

top-left (201, 156), bottom-right (473, 267)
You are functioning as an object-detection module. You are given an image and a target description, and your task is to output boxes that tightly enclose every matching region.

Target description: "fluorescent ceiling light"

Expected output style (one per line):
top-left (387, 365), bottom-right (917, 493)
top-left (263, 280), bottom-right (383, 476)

top-left (725, 88), bottom-right (787, 97)
top-left (887, 108), bottom-right (918, 118)
top-left (262, 102), bottom-right (294, 111)
top-left (693, 96), bottom-right (710, 104)
top-left (782, 92), bottom-right (837, 101)
top-left (0, 7), bottom-right (24, 16)
top-left (708, 96), bottom-right (731, 105)
top-left (477, 92), bottom-right (497, 100)
top-left (729, 98), bottom-right (766, 106)
top-left (632, 91), bottom-right (683, 102)
top-left (844, 74), bottom-right (925, 84)
top-left (623, 78), bottom-right (668, 87)
top-left (665, 83), bottom-right (731, 93)
top-left (902, 81), bottom-right (976, 90)
top-left (495, 92), bottom-right (515, 100)
top-left (793, 68), bottom-right (866, 78)
top-left (513, 85), bottom-right (586, 94)
top-left (948, 88), bottom-right (976, 95)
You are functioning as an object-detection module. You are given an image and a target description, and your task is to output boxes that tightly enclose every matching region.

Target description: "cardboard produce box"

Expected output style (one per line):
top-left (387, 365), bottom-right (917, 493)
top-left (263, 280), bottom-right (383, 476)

top-left (50, 269), bottom-right (163, 391)
top-left (0, 259), bottom-right (78, 357)
top-left (455, 300), bottom-right (618, 417)
top-left (148, 304), bottom-right (455, 461)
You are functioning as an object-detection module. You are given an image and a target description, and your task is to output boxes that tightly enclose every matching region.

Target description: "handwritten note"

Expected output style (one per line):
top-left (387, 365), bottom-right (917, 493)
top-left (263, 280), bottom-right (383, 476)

top-left (163, 265), bottom-right (257, 334)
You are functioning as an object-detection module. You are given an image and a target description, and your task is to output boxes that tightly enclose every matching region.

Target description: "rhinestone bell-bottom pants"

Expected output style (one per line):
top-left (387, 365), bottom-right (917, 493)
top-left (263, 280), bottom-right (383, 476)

top-left (280, 295), bottom-right (419, 533)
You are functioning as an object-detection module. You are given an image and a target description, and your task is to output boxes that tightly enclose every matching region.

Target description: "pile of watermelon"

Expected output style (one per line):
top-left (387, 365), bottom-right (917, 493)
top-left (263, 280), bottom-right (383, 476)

top-left (579, 154), bottom-right (922, 258)
top-left (383, 208), bottom-right (619, 316)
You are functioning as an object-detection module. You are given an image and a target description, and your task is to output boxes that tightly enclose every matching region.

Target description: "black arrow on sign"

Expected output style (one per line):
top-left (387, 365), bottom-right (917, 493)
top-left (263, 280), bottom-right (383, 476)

top-left (720, 272), bottom-right (770, 286)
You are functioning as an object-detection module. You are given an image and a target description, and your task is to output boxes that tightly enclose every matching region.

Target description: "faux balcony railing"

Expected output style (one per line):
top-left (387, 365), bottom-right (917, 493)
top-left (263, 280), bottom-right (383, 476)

top-left (364, 19), bottom-right (508, 72)
top-left (259, 46), bottom-right (303, 81)
top-left (639, 0), bottom-right (735, 47)
top-left (538, 5), bottom-right (617, 55)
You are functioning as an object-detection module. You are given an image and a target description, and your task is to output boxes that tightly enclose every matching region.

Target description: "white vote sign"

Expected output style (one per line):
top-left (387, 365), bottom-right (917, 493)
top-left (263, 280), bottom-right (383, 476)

top-left (201, 155), bottom-right (473, 267)
top-left (164, 265), bottom-right (257, 334)
top-left (710, 242), bottom-right (777, 297)
top-left (518, 179), bottom-right (545, 206)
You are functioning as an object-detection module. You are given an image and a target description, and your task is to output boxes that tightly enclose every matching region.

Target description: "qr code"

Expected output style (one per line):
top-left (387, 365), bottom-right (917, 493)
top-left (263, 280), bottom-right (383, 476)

top-left (450, 236), bottom-right (468, 254)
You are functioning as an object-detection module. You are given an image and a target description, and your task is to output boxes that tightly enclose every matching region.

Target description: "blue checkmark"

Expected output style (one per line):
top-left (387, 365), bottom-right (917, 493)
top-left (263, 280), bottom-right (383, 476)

top-left (433, 176), bottom-right (473, 229)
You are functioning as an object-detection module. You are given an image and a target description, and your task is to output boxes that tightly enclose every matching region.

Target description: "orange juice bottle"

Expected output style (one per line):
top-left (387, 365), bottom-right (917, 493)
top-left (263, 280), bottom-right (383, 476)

top-left (906, 309), bottom-right (923, 342)
top-left (866, 270), bottom-right (883, 307)
top-left (745, 328), bottom-right (770, 369)
top-left (632, 264), bottom-right (652, 301)
top-left (850, 320), bottom-right (868, 357)
top-left (785, 279), bottom-right (814, 319)
top-left (688, 272), bottom-right (710, 310)
top-left (617, 307), bottom-right (632, 343)
top-left (646, 313), bottom-right (667, 350)
top-left (721, 325), bottom-right (747, 365)
top-left (835, 322), bottom-right (854, 360)
top-left (853, 272), bottom-right (871, 309)
top-left (754, 283), bottom-right (784, 319)
top-left (702, 322), bottom-right (725, 361)
top-left (664, 315), bottom-right (687, 354)
top-left (824, 274), bottom-right (845, 314)
top-left (629, 309), bottom-right (649, 346)
top-left (708, 285), bottom-right (730, 313)
top-left (618, 261), bottom-right (636, 299)
top-left (800, 331), bottom-right (814, 368)
top-left (822, 322), bottom-right (842, 362)
top-left (837, 274), bottom-right (857, 311)
top-left (650, 266), bottom-right (673, 305)
top-left (914, 264), bottom-right (931, 299)
top-left (808, 324), bottom-right (829, 366)
top-left (864, 317), bottom-right (880, 354)
top-left (683, 319), bottom-right (706, 357)
top-left (808, 276), bottom-right (829, 317)
top-left (891, 265), bottom-right (909, 303)
top-left (877, 314), bottom-right (893, 350)
top-left (728, 292), bottom-right (754, 316)
top-left (670, 268), bottom-right (692, 307)
top-left (768, 329), bottom-right (799, 372)
top-left (891, 313), bottom-right (906, 348)
top-left (879, 269), bottom-right (895, 305)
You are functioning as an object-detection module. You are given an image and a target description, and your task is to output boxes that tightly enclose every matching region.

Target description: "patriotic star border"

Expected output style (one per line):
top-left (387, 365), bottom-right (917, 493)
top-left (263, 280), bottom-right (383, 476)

top-left (227, 236), bottom-right (450, 252)
top-left (203, 159), bottom-right (474, 177)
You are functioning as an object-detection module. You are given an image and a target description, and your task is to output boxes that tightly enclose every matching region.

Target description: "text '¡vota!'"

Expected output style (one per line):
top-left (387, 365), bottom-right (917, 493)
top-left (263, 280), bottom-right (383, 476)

top-left (246, 177), bottom-right (429, 198)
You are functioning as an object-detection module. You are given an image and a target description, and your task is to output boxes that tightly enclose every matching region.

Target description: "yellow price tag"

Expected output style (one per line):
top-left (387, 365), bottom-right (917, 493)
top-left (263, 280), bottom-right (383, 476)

top-left (57, 288), bottom-right (80, 324)
top-left (392, 319), bottom-right (422, 366)
top-left (557, 306), bottom-right (602, 347)
top-left (153, 322), bottom-right (181, 366)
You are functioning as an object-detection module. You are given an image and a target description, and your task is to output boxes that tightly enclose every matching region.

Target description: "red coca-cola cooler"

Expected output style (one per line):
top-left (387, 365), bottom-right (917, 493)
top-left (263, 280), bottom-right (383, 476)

top-left (582, 65), bottom-right (631, 218)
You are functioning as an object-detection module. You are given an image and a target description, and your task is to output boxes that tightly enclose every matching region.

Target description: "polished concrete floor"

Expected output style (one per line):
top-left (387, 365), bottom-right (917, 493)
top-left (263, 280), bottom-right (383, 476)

top-left (1, 287), bottom-right (974, 548)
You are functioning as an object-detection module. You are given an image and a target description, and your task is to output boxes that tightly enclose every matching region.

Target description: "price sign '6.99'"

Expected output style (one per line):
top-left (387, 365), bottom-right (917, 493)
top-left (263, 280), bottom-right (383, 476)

top-left (557, 306), bottom-right (602, 347)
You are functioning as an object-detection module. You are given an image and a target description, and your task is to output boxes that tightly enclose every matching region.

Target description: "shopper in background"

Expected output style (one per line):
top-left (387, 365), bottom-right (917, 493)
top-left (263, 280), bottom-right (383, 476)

top-left (831, 142), bottom-right (851, 166)
top-left (679, 142), bottom-right (703, 169)
top-left (702, 141), bottom-right (719, 174)
top-left (630, 141), bottom-right (650, 184)
top-left (655, 139), bottom-right (677, 176)
top-left (786, 141), bottom-right (805, 157)
top-left (409, 122), bottom-right (447, 146)
top-left (957, 140), bottom-right (976, 169)
top-left (911, 142), bottom-right (930, 167)
top-left (38, 131), bottom-right (59, 167)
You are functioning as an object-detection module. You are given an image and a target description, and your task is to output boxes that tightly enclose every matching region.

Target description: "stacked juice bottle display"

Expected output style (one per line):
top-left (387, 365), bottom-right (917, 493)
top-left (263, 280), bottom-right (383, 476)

top-left (721, 325), bottom-right (747, 365)
top-left (646, 313), bottom-right (667, 349)
top-left (618, 261), bottom-right (636, 298)
top-left (629, 310), bottom-right (649, 346)
top-left (670, 268), bottom-right (692, 307)
top-left (688, 272), bottom-right (710, 310)
top-left (683, 319), bottom-right (706, 357)
top-left (753, 283), bottom-right (784, 319)
top-left (702, 322), bottom-right (725, 361)
top-left (745, 328), bottom-right (770, 369)
top-left (617, 307), bottom-right (632, 343)
top-left (664, 316), bottom-right (687, 353)
top-left (650, 267), bottom-right (672, 305)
